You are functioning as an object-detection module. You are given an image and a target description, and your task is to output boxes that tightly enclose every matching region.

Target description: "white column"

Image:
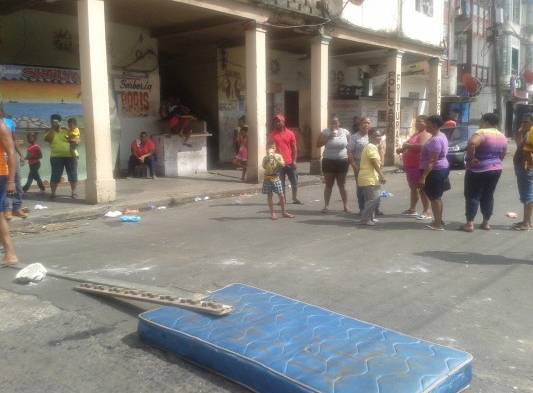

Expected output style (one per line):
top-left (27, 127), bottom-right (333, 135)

top-left (385, 50), bottom-right (403, 166)
top-left (78, 0), bottom-right (116, 203)
top-left (428, 57), bottom-right (443, 115)
top-left (245, 24), bottom-right (267, 183)
top-left (310, 35), bottom-right (331, 175)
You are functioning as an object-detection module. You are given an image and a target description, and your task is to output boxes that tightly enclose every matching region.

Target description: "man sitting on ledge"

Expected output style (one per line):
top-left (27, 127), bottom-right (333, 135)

top-left (128, 132), bottom-right (156, 179)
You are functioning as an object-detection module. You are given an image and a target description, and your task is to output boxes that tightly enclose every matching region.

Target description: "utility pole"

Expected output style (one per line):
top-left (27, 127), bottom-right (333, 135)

top-left (490, 0), bottom-right (503, 130)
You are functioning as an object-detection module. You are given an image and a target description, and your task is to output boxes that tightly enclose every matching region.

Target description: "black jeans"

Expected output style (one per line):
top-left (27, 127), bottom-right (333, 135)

top-left (464, 170), bottom-right (502, 221)
top-left (23, 163), bottom-right (45, 192)
top-left (128, 155), bottom-right (155, 177)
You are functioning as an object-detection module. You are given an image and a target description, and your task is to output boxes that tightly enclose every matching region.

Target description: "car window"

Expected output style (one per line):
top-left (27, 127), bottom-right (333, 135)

top-left (443, 128), bottom-right (469, 144)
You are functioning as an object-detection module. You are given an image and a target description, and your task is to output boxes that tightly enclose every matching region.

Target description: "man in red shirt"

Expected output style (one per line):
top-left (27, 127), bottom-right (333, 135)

top-left (268, 114), bottom-right (302, 204)
top-left (128, 132), bottom-right (156, 179)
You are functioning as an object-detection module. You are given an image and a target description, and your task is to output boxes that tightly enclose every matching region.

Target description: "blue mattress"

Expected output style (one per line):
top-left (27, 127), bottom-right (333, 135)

top-left (138, 284), bottom-right (473, 393)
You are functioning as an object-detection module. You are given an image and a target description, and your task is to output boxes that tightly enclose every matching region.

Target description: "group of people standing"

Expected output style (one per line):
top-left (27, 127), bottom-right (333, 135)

top-left (260, 110), bottom-right (527, 233)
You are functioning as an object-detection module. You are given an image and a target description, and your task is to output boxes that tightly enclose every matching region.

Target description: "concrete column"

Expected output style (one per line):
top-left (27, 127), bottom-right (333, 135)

top-left (385, 50), bottom-right (403, 166)
top-left (428, 57), bottom-right (443, 115)
top-left (245, 23), bottom-right (267, 183)
top-left (78, 0), bottom-right (116, 203)
top-left (310, 35), bottom-right (331, 175)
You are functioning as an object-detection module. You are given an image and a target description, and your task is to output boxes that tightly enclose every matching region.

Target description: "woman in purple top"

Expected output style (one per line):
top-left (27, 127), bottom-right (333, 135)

top-left (461, 113), bottom-right (507, 232)
top-left (418, 115), bottom-right (449, 231)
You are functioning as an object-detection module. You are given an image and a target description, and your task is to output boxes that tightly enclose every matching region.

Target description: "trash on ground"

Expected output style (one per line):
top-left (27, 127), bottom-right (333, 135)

top-left (76, 282), bottom-right (232, 316)
top-left (204, 196), bottom-right (210, 201)
top-left (121, 215), bottom-right (141, 223)
top-left (506, 212), bottom-right (518, 219)
top-left (380, 191), bottom-right (394, 198)
top-left (123, 208), bottom-right (139, 215)
top-left (34, 204), bottom-right (48, 210)
top-left (157, 206), bottom-right (167, 210)
top-left (104, 210), bottom-right (122, 218)
top-left (15, 263), bottom-right (47, 284)
top-left (148, 201), bottom-right (156, 210)
top-left (194, 197), bottom-right (202, 202)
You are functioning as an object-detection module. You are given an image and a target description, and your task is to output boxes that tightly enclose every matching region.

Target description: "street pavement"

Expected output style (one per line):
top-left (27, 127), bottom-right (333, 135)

top-left (1, 159), bottom-right (532, 393)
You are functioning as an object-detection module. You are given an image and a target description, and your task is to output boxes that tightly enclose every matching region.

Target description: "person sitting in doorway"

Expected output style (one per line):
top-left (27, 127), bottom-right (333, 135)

top-left (162, 97), bottom-right (195, 147)
top-left (128, 132), bottom-right (156, 179)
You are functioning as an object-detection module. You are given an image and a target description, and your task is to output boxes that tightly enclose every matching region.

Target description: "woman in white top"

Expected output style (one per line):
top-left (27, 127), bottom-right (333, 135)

top-left (316, 114), bottom-right (351, 213)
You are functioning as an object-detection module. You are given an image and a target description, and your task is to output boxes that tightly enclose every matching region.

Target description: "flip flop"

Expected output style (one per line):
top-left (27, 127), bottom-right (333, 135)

top-left (401, 210), bottom-right (418, 216)
top-left (459, 225), bottom-right (474, 233)
top-left (425, 224), bottom-right (445, 231)
top-left (513, 225), bottom-right (531, 231)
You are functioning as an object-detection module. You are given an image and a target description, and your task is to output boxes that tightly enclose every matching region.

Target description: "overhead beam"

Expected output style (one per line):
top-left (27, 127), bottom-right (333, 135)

top-left (330, 26), bottom-right (444, 58)
top-left (0, 0), bottom-right (41, 15)
top-left (151, 17), bottom-right (238, 38)
top-left (169, 0), bottom-right (270, 23)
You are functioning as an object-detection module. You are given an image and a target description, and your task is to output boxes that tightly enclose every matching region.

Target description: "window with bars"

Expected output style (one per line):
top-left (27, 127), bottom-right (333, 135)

top-left (416, 0), bottom-right (434, 17)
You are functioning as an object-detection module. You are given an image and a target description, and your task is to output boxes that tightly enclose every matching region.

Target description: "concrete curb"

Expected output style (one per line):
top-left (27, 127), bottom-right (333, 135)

top-left (11, 178), bottom-right (323, 229)
top-left (11, 167), bottom-right (402, 229)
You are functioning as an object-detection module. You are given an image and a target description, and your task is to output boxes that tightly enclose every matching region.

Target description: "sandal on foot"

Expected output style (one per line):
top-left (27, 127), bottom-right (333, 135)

top-left (425, 224), bottom-right (445, 231)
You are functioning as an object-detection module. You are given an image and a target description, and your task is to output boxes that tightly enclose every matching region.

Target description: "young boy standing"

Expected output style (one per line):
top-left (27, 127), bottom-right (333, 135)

top-left (23, 132), bottom-right (45, 193)
top-left (262, 145), bottom-right (295, 220)
top-left (358, 129), bottom-right (386, 226)
top-left (67, 118), bottom-right (80, 159)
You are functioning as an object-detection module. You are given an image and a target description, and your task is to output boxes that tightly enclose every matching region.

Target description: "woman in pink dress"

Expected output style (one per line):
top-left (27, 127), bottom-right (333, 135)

top-left (397, 115), bottom-right (432, 219)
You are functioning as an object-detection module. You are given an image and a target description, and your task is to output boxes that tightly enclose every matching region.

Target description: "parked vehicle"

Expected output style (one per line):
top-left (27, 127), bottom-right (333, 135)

top-left (442, 126), bottom-right (477, 169)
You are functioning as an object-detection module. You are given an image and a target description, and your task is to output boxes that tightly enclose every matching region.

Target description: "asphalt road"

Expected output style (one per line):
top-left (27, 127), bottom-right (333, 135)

top-left (1, 160), bottom-right (532, 393)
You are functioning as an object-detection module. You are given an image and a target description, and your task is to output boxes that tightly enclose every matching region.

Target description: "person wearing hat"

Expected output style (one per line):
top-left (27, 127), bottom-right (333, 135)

top-left (268, 114), bottom-right (302, 204)
top-left (358, 128), bottom-right (386, 226)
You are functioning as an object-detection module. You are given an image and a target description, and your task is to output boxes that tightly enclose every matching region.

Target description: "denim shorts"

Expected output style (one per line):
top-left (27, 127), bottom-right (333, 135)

top-left (424, 168), bottom-right (450, 200)
top-left (50, 157), bottom-right (78, 183)
top-left (515, 165), bottom-right (533, 204)
top-left (0, 176), bottom-right (7, 213)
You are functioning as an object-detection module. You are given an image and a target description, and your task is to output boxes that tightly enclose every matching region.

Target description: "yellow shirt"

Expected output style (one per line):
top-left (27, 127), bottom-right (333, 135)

top-left (523, 126), bottom-right (533, 152)
top-left (68, 127), bottom-right (80, 157)
top-left (262, 153), bottom-right (284, 180)
top-left (47, 128), bottom-right (72, 158)
top-left (358, 143), bottom-right (381, 187)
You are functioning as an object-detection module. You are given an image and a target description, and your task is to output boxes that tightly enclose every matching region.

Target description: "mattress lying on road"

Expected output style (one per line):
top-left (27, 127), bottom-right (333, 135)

top-left (138, 283), bottom-right (473, 393)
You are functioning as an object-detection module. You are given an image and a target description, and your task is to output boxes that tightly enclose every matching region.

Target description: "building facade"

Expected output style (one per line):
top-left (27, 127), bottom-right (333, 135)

top-left (451, 0), bottom-right (533, 133)
top-left (1, 0), bottom-right (446, 203)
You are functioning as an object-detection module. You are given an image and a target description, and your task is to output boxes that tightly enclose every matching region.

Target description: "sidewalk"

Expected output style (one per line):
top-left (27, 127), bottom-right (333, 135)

top-left (11, 162), bottom-right (402, 230)
top-left (12, 163), bottom-right (325, 228)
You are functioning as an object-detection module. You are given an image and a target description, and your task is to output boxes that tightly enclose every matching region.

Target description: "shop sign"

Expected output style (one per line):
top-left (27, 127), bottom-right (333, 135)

top-left (113, 75), bottom-right (153, 117)
top-left (0, 65), bottom-right (80, 84)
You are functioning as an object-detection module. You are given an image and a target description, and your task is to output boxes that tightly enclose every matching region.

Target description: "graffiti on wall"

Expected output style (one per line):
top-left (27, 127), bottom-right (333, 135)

top-left (386, 69), bottom-right (401, 162)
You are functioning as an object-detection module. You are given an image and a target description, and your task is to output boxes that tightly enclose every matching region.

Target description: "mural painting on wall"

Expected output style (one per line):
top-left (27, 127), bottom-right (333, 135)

top-left (0, 65), bottom-right (83, 130)
top-left (218, 57), bottom-right (246, 161)
top-left (113, 72), bottom-right (157, 117)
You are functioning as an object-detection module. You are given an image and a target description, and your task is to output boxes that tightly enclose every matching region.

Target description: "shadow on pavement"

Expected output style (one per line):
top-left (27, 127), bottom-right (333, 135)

top-left (121, 332), bottom-right (249, 392)
top-left (416, 251), bottom-right (533, 266)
